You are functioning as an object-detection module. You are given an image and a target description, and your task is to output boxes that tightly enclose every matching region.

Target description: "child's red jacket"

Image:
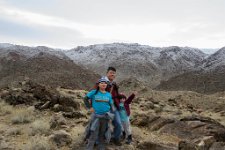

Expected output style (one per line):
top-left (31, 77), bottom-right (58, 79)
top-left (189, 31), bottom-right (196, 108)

top-left (122, 93), bottom-right (135, 116)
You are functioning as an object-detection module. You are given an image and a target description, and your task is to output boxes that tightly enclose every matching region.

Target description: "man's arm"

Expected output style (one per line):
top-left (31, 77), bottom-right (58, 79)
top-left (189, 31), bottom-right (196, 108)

top-left (109, 94), bottom-right (116, 112)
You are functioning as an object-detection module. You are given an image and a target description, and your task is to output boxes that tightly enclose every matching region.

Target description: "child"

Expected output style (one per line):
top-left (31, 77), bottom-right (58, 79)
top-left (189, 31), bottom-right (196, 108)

top-left (117, 92), bottom-right (136, 144)
top-left (83, 77), bottom-right (115, 150)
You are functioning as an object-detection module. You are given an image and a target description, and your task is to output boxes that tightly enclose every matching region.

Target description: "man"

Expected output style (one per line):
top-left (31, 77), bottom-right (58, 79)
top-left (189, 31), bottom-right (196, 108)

top-left (103, 67), bottom-right (122, 146)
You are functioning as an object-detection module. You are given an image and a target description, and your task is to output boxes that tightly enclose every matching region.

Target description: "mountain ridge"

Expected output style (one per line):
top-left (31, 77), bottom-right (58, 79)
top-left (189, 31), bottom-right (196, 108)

top-left (1, 42), bottom-right (225, 93)
top-left (64, 43), bottom-right (208, 87)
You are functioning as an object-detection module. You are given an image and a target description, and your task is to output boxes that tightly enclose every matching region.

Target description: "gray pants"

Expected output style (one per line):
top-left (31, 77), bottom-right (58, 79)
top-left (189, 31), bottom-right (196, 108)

top-left (86, 118), bottom-right (108, 150)
top-left (121, 121), bottom-right (132, 138)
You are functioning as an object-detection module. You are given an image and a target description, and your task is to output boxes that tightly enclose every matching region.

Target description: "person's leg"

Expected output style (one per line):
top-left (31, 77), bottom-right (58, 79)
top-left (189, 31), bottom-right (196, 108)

top-left (121, 121), bottom-right (126, 140)
top-left (88, 113), bottom-right (100, 146)
top-left (124, 121), bottom-right (132, 138)
top-left (124, 121), bottom-right (132, 144)
top-left (86, 124), bottom-right (99, 150)
top-left (84, 113), bottom-right (96, 142)
top-left (112, 110), bottom-right (122, 145)
top-left (97, 118), bottom-right (108, 150)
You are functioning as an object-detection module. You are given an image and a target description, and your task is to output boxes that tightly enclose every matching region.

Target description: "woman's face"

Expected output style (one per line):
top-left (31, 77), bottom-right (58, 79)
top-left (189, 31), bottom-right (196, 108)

top-left (98, 82), bottom-right (107, 90)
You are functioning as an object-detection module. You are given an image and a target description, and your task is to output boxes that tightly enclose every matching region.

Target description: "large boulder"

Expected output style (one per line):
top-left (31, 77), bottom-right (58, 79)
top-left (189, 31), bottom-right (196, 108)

top-left (49, 130), bottom-right (72, 147)
top-left (209, 142), bottom-right (225, 150)
top-left (3, 89), bottom-right (36, 105)
top-left (178, 136), bottom-right (216, 150)
top-left (160, 115), bottom-right (225, 141)
top-left (50, 113), bottom-right (67, 129)
top-left (58, 96), bottom-right (80, 110)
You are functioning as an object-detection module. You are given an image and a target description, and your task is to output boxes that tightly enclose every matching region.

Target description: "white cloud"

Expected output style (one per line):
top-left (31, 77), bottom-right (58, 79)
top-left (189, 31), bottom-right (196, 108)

top-left (0, 5), bottom-right (175, 47)
top-left (0, 0), bottom-right (224, 49)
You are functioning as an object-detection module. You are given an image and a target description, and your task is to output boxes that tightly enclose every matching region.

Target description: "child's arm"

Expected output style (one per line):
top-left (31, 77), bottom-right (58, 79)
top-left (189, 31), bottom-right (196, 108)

top-left (83, 96), bottom-right (91, 109)
top-left (83, 96), bottom-right (95, 113)
top-left (84, 90), bottom-right (96, 111)
top-left (125, 91), bottom-right (137, 104)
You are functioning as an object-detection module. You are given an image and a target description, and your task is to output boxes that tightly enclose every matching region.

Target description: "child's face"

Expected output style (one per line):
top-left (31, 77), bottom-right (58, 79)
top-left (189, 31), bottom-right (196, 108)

top-left (98, 82), bottom-right (107, 90)
top-left (120, 98), bottom-right (126, 103)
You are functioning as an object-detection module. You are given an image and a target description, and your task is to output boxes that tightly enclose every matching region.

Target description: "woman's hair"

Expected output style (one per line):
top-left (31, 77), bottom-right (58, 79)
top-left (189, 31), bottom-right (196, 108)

top-left (94, 86), bottom-right (99, 95)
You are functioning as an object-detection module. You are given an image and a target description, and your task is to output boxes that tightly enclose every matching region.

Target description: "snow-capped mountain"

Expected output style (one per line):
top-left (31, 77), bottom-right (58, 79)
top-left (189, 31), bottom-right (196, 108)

top-left (0, 43), bottom-right (68, 60)
top-left (156, 47), bottom-right (225, 93)
top-left (3, 42), bottom-right (225, 91)
top-left (202, 47), bottom-right (225, 70)
top-left (66, 43), bottom-right (161, 65)
top-left (65, 43), bottom-right (207, 87)
top-left (156, 46), bottom-right (206, 79)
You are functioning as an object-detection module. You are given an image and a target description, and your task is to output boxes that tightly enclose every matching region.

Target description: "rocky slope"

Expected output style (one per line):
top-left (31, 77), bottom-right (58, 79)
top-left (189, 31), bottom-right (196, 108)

top-left (0, 80), bottom-right (225, 150)
top-left (0, 48), bottom-right (99, 90)
top-left (202, 47), bottom-right (225, 70)
top-left (156, 47), bottom-right (225, 94)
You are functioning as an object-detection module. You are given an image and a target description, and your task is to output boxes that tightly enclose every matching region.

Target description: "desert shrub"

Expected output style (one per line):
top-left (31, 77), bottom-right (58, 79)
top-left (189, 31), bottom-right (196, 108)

top-left (29, 119), bottom-right (50, 135)
top-left (23, 137), bottom-right (51, 150)
top-left (0, 102), bottom-right (13, 115)
top-left (6, 127), bottom-right (22, 135)
top-left (11, 108), bottom-right (33, 124)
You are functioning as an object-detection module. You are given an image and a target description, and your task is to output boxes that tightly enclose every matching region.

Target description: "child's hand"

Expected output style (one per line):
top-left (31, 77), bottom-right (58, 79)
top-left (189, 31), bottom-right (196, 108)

top-left (133, 91), bottom-right (138, 96)
top-left (89, 107), bottom-right (95, 113)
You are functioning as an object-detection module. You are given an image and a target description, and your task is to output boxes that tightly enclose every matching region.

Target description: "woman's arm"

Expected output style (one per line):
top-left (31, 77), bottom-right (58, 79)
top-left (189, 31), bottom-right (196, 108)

top-left (83, 96), bottom-right (91, 109)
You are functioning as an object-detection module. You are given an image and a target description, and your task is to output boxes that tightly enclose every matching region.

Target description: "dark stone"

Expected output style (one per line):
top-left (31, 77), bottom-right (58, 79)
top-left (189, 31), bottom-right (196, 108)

top-left (137, 141), bottom-right (176, 150)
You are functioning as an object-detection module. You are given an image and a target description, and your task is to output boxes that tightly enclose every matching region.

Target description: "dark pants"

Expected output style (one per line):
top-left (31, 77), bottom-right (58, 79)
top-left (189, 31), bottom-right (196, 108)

top-left (86, 118), bottom-right (108, 150)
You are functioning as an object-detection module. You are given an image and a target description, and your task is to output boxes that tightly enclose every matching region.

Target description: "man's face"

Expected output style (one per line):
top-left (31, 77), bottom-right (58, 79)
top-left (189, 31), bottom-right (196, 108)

top-left (107, 70), bottom-right (116, 81)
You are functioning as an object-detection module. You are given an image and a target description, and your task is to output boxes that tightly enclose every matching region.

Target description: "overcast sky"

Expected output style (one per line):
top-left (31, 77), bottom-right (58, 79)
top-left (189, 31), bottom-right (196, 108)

top-left (0, 0), bottom-right (224, 49)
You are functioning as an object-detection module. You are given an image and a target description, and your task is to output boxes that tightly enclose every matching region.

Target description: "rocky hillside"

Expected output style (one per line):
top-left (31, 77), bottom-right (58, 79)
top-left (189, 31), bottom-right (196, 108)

top-left (202, 47), bottom-right (225, 70)
top-left (0, 46), bottom-right (99, 89)
top-left (156, 47), bottom-right (225, 94)
top-left (155, 70), bottom-right (225, 94)
top-left (65, 43), bottom-right (206, 87)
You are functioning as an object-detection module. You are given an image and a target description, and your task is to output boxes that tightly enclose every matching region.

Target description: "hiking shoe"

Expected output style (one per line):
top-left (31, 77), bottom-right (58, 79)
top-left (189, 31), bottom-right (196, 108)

top-left (125, 135), bottom-right (132, 144)
top-left (114, 139), bottom-right (122, 146)
top-left (121, 131), bottom-right (126, 140)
